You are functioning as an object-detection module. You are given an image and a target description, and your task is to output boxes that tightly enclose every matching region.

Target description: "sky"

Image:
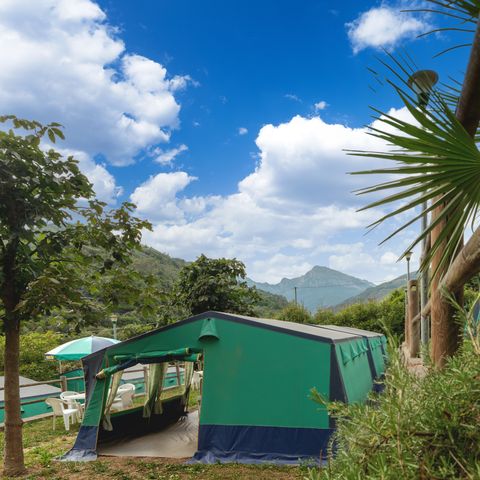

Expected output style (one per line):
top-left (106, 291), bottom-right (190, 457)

top-left (0, 0), bottom-right (469, 284)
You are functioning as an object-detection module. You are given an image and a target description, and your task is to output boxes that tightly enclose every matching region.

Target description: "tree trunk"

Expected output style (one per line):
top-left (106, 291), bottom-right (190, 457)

top-left (3, 311), bottom-right (26, 476)
top-left (1, 236), bottom-right (26, 476)
top-left (430, 13), bottom-right (480, 366)
top-left (430, 212), bottom-right (460, 366)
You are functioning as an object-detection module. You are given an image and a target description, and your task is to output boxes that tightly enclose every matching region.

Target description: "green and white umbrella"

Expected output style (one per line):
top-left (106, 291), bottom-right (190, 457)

top-left (45, 336), bottom-right (120, 361)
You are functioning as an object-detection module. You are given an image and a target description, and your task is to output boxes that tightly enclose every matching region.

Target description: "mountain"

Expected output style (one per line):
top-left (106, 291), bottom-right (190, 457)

top-left (247, 266), bottom-right (374, 313)
top-left (337, 271), bottom-right (418, 309)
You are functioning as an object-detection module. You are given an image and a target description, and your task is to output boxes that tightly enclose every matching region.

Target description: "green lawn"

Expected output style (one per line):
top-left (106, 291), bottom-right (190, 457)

top-left (0, 393), bottom-right (305, 479)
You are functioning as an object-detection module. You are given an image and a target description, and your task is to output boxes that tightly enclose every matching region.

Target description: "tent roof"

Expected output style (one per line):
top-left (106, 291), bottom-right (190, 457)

top-left (226, 313), bottom-right (360, 341)
top-left (0, 376), bottom-right (61, 402)
top-left (318, 325), bottom-right (384, 338)
top-left (91, 312), bottom-right (364, 358)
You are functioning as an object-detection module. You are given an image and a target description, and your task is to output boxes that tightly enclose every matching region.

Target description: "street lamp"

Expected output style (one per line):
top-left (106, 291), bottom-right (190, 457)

top-left (405, 251), bottom-right (413, 282)
top-left (407, 70), bottom-right (438, 108)
top-left (110, 314), bottom-right (118, 340)
top-left (408, 69), bottom-right (438, 347)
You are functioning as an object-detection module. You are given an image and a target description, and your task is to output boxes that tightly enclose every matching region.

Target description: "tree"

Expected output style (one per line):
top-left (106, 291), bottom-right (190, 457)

top-left (314, 289), bottom-right (404, 337)
top-left (277, 302), bottom-right (312, 323)
top-left (0, 116), bottom-right (150, 475)
top-left (351, 1), bottom-right (480, 366)
top-left (173, 254), bottom-right (260, 316)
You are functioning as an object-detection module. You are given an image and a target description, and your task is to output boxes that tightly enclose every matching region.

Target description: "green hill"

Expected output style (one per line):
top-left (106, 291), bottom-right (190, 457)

top-left (132, 245), bottom-right (187, 288)
top-left (337, 272), bottom-right (418, 309)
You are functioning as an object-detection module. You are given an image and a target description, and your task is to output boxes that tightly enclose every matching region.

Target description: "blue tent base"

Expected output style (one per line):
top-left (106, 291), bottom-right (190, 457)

top-left (189, 450), bottom-right (322, 466)
top-left (191, 424), bottom-right (333, 465)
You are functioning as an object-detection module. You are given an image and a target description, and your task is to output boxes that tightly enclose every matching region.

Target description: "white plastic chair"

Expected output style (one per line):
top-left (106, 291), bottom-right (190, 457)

top-left (45, 398), bottom-right (79, 431)
top-left (118, 383), bottom-right (136, 393)
top-left (60, 391), bottom-right (83, 421)
top-left (192, 371), bottom-right (203, 391)
top-left (111, 388), bottom-right (135, 411)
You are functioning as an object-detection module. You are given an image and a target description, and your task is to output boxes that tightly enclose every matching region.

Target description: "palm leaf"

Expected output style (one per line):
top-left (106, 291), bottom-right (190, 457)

top-left (350, 84), bottom-right (480, 280)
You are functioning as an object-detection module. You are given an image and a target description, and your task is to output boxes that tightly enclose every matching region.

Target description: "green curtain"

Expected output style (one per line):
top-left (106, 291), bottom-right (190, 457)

top-left (143, 363), bottom-right (167, 418)
top-left (102, 371), bottom-right (123, 431)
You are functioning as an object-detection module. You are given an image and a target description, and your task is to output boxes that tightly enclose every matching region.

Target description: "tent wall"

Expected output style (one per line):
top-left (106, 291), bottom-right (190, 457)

top-left (334, 338), bottom-right (374, 403)
top-left (193, 318), bottom-right (333, 462)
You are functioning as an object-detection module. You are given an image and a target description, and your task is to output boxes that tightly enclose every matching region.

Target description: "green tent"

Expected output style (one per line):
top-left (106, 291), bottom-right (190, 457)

top-left (64, 311), bottom-right (386, 464)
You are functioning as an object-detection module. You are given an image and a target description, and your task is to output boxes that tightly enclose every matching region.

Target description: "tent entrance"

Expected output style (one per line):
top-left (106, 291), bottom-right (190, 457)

top-left (98, 410), bottom-right (199, 458)
top-left (95, 350), bottom-right (202, 459)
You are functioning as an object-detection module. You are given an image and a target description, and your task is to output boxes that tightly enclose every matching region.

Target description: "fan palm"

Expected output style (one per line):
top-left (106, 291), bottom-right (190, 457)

top-left (350, 0), bottom-right (480, 282)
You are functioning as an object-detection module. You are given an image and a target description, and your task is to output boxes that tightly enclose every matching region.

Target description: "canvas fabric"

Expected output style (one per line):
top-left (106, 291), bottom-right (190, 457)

top-left (102, 371), bottom-right (123, 431)
top-left (143, 363), bottom-right (168, 417)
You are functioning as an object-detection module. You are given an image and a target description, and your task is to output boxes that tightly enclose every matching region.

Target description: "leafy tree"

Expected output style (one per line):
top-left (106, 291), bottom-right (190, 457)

top-left (173, 254), bottom-right (260, 316)
top-left (0, 116), bottom-right (150, 475)
top-left (277, 302), bottom-right (312, 323)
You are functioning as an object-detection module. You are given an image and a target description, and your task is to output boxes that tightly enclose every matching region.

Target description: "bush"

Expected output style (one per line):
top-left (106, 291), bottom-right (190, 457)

top-left (307, 339), bottom-right (480, 479)
top-left (0, 331), bottom-right (63, 381)
top-left (314, 289), bottom-right (405, 337)
top-left (277, 303), bottom-right (312, 323)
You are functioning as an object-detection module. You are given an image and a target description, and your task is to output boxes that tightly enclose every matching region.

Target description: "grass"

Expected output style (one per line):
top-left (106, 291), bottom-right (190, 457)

top-left (0, 393), bottom-right (302, 479)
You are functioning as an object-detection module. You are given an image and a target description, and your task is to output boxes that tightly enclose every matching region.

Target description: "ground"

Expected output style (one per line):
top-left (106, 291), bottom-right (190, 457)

top-left (0, 410), bottom-right (306, 479)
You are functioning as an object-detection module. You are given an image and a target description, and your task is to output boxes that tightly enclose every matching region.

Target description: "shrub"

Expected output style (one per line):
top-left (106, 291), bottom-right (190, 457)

top-left (0, 331), bottom-right (63, 381)
top-left (306, 318), bottom-right (480, 479)
top-left (314, 289), bottom-right (405, 337)
top-left (277, 303), bottom-right (312, 323)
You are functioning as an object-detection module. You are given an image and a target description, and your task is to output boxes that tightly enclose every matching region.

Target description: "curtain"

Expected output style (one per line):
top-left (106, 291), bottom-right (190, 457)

top-left (183, 361), bottom-right (194, 393)
top-left (102, 371), bottom-right (123, 431)
top-left (143, 362), bottom-right (167, 418)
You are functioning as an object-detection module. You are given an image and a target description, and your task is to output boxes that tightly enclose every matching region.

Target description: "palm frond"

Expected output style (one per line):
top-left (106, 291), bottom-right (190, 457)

top-left (349, 82), bottom-right (480, 280)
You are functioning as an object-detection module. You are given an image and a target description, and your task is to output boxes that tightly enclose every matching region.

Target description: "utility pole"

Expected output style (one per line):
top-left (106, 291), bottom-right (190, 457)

top-left (294, 287), bottom-right (298, 304)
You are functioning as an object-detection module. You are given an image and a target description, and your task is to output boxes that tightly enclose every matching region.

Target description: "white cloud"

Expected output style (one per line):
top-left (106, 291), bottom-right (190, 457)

top-left (130, 172), bottom-right (196, 222)
top-left (0, 0), bottom-right (190, 166)
top-left (154, 144), bottom-right (188, 165)
top-left (59, 149), bottom-right (122, 204)
top-left (135, 108), bottom-right (418, 283)
top-left (284, 94), bottom-right (301, 102)
top-left (238, 127), bottom-right (248, 135)
top-left (347, 6), bottom-right (428, 53)
top-left (380, 251), bottom-right (399, 265)
top-left (314, 101), bottom-right (328, 111)
top-left (251, 255), bottom-right (314, 284)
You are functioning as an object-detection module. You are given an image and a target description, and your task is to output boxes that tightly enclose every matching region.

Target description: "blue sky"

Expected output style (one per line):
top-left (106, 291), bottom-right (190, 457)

top-left (0, 0), bottom-right (468, 283)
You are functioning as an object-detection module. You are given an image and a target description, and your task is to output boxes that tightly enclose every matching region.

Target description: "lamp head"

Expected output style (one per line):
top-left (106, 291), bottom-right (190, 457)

top-left (408, 70), bottom-right (439, 95)
top-left (405, 251), bottom-right (413, 262)
top-left (408, 70), bottom-right (438, 108)
top-left (110, 314), bottom-right (118, 324)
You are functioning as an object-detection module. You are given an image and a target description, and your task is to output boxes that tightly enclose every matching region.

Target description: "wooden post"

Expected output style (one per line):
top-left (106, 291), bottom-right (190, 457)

top-left (408, 280), bottom-right (420, 357)
top-left (60, 375), bottom-right (67, 392)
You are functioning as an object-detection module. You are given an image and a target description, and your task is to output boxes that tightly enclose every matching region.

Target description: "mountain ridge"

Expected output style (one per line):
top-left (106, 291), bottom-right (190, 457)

top-left (247, 265), bottom-right (374, 312)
